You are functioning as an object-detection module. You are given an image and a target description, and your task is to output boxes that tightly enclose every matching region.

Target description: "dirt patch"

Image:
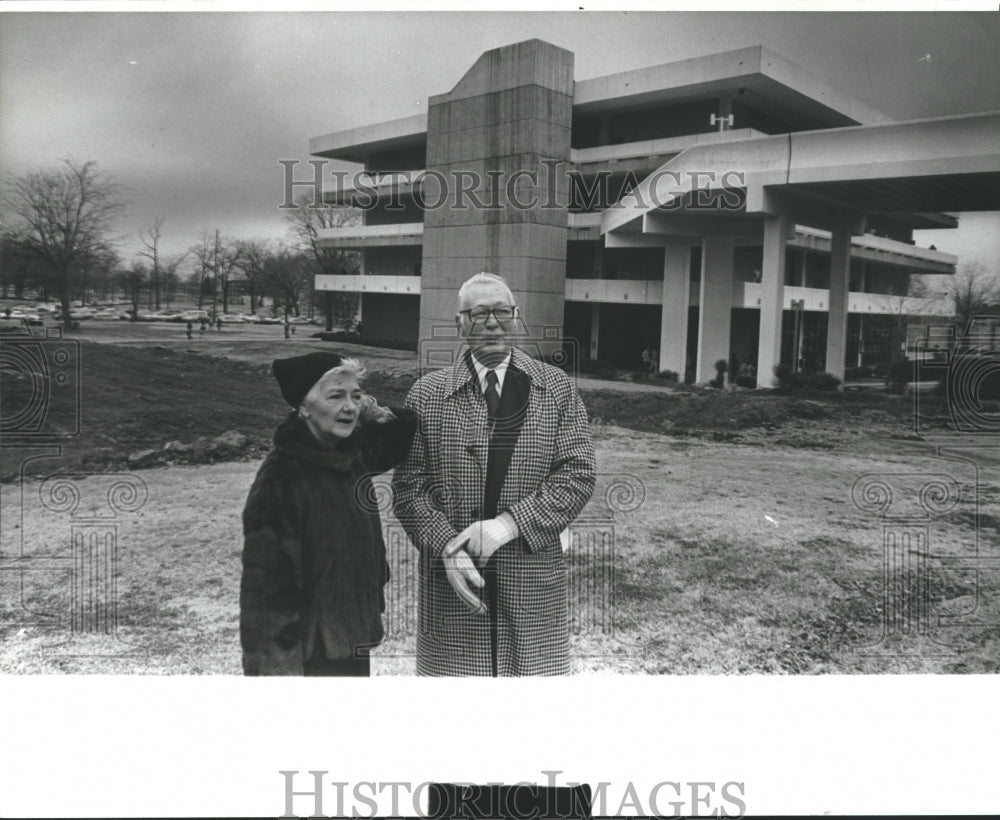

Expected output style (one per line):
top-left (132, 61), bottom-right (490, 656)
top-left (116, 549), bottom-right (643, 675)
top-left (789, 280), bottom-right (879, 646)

top-left (0, 342), bottom-right (416, 480)
top-left (3, 421), bottom-right (999, 674)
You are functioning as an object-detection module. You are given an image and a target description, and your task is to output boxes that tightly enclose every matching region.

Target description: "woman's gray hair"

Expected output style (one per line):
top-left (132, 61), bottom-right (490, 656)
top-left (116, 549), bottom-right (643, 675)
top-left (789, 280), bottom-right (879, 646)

top-left (301, 357), bottom-right (366, 406)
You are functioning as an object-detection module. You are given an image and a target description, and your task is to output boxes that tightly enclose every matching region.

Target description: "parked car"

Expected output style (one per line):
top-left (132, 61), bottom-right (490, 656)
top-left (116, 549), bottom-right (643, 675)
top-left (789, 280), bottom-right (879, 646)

top-left (8, 308), bottom-right (42, 323)
top-left (219, 313), bottom-right (246, 323)
top-left (288, 315), bottom-right (312, 324)
top-left (178, 309), bottom-right (209, 322)
top-left (92, 308), bottom-right (123, 321)
top-left (69, 307), bottom-right (96, 320)
top-left (0, 316), bottom-right (34, 337)
top-left (258, 315), bottom-right (283, 324)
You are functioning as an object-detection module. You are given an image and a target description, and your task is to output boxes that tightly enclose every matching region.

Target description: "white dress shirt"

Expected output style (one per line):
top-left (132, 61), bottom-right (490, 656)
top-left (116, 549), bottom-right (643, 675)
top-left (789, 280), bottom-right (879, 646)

top-left (471, 351), bottom-right (512, 396)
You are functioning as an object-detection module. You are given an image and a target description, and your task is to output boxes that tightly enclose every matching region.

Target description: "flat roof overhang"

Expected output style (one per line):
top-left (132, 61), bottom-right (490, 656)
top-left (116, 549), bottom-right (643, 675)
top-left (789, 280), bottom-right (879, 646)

top-left (574, 46), bottom-right (890, 129)
top-left (311, 46), bottom-right (886, 166)
top-left (602, 110), bottom-right (1000, 238)
top-left (310, 113), bottom-right (428, 164)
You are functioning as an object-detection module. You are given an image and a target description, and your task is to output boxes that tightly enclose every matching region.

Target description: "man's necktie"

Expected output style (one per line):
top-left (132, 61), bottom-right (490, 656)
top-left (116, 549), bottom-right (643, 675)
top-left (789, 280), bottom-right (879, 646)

top-left (483, 369), bottom-right (503, 676)
top-left (484, 370), bottom-right (501, 421)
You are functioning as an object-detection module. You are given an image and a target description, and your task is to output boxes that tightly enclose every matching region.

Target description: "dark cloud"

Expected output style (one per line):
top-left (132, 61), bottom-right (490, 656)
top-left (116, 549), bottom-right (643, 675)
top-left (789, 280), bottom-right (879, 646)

top-left (2, 10), bottom-right (998, 265)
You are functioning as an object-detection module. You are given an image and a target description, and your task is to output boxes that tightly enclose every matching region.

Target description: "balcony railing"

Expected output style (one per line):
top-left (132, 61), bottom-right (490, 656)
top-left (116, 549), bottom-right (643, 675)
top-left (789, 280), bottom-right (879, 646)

top-left (564, 278), bottom-right (664, 305)
top-left (317, 222), bottom-right (424, 248)
top-left (733, 282), bottom-right (948, 315)
top-left (313, 274), bottom-right (949, 316)
top-left (314, 274), bottom-right (421, 295)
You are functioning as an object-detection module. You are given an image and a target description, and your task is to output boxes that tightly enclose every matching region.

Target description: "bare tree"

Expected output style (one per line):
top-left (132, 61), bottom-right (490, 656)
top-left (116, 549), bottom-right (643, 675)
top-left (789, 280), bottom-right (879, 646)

top-left (882, 273), bottom-right (947, 363)
top-left (948, 262), bottom-right (1000, 334)
top-left (0, 232), bottom-right (40, 299)
top-left (212, 232), bottom-right (240, 314)
top-left (189, 229), bottom-right (240, 316)
top-left (285, 196), bottom-right (360, 329)
top-left (233, 238), bottom-right (271, 315)
top-left (2, 157), bottom-right (126, 328)
top-left (159, 253), bottom-right (187, 308)
top-left (119, 261), bottom-right (148, 321)
top-left (138, 218), bottom-right (165, 310)
top-left (189, 231), bottom-right (214, 309)
top-left (262, 245), bottom-right (312, 319)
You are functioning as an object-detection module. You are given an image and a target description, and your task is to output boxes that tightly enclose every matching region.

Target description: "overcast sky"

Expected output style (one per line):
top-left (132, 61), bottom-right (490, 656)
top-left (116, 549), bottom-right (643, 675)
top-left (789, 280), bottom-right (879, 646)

top-left (1, 7), bottom-right (998, 273)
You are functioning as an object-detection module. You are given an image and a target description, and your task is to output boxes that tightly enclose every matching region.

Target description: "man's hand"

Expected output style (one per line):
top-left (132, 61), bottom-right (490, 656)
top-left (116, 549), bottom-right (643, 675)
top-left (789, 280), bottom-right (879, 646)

top-left (442, 536), bottom-right (486, 614)
top-left (358, 393), bottom-right (395, 426)
top-left (460, 515), bottom-right (516, 566)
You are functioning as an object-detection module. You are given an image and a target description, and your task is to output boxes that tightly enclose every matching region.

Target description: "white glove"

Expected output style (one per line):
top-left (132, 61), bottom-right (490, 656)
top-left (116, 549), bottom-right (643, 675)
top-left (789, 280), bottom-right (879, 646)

top-left (461, 517), bottom-right (516, 566)
top-left (441, 532), bottom-right (486, 615)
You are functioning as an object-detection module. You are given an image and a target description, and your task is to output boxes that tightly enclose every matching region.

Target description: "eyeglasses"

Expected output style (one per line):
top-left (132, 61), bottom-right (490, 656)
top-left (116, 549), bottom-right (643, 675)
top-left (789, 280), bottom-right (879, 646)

top-left (460, 306), bottom-right (518, 324)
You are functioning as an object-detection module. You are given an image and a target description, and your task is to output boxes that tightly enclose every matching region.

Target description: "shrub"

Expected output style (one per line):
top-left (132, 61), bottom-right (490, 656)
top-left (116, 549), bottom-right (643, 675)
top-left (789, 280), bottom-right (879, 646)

top-left (774, 364), bottom-right (841, 392)
top-left (808, 372), bottom-right (842, 392)
top-left (774, 363), bottom-right (805, 390)
top-left (734, 375), bottom-right (756, 389)
top-left (710, 358), bottom-right (728, 389)
top-left (655, 370), bottom-right (679, 383)
top-left (310, 331), bottom-right (416, 351)
top-left (887, 358), bottom-right (914, 393)
top-left (579, 358), bottom-right (618, 380)
top-left (844, 365), bottom-right (874, 380)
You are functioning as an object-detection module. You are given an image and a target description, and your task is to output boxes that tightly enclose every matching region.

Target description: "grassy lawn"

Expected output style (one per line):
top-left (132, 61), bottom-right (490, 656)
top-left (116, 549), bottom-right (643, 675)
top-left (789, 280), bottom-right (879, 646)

top-left (1, 329), bottom-right (998, 674)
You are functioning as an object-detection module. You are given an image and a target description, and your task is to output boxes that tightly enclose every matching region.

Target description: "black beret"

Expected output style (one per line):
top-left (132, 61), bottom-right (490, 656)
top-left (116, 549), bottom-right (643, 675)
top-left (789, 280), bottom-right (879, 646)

top-left (272, 351), bottom-right (343, 408)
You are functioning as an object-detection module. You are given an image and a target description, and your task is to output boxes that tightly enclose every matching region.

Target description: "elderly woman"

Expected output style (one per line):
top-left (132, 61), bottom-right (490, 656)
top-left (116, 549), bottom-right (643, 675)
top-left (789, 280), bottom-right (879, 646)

top-left (240, 351), bottom-right (417, 677)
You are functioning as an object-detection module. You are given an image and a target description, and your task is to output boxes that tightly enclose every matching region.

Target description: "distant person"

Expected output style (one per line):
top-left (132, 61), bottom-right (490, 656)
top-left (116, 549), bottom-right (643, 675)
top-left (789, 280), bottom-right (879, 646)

top-left (283, 318), bottom-right (290, 340)
top-left (216, 316), bottom-right (223, 332)
top-left (186, 321), bottom-right (193, 341)
top-left (648, 348), bottom-right (658, 375)
top-left (240, 352), bottom-right (417, 676)
top-left (199, 319), bottom-right (207, 337)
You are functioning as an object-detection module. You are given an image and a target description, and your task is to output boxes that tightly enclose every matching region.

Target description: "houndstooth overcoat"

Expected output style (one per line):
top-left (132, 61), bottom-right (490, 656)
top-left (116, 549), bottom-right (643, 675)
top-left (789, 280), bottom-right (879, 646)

top-left (391, 347), bottom-right (596, 676)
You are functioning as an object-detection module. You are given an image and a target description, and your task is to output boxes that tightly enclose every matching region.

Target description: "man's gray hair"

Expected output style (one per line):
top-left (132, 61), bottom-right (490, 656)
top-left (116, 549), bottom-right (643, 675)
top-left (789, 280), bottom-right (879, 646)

top-left (457, 272), bottom-right (515, 311)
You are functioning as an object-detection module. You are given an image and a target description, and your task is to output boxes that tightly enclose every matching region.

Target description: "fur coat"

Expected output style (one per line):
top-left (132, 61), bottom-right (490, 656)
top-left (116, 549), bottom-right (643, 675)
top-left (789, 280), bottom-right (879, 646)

top-left (240, 408), bottom-right (417, 675)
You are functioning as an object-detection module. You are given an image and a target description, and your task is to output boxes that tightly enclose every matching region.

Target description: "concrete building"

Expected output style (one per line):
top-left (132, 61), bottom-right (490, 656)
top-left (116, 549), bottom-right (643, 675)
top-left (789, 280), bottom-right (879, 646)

top-left (308, 40), bottom-right (1000, 386)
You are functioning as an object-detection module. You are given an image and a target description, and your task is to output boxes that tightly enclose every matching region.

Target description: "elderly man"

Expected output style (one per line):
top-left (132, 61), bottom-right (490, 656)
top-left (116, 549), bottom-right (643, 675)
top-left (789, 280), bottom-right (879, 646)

top-left (392, 272), bottom-right (596, 676)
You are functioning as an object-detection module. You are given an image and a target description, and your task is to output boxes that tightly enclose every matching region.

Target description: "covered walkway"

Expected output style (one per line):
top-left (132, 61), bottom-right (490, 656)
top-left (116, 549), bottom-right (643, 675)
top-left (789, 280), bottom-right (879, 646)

top-left (601, 111), bottom-right (1000, 386)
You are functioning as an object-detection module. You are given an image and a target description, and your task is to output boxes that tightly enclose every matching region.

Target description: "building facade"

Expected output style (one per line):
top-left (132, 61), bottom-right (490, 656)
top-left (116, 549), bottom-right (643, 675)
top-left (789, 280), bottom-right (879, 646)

top-left (307, 40), bottom-right (1000, 385)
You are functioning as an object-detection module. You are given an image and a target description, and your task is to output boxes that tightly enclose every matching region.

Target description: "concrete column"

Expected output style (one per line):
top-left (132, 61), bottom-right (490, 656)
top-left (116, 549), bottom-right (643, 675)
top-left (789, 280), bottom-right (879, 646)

top-left (659, 245), bottom-right (691, 376)
top-left (356, 250), bottom-right (365, 327)
top-left (696, 235), bottom-right (735, 383)
top-left (856, 314), bottom-right (865, 367)
top-left (825, 225), bottom-right (852, 379)
top-left (419, 40), bottom-right (574, 360)
top-left (590, 303), bottom-right (601, 360)
top-left (756, 215), bottom-right (790, 387)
